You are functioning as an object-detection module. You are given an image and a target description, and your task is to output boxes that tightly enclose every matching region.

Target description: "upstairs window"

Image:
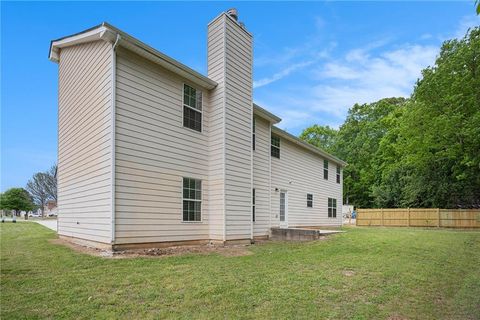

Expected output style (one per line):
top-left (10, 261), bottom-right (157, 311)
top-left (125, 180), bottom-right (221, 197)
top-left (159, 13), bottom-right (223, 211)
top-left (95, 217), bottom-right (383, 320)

top-left (252, 118), bottom-right (256, 151)
top-left (183, 177), bottom-right (202, 221)
top-left (336, 165), bottom-right (341, 184)
top-left (328, 198), bottom-right (337, 218)
top-left (183, 84), bottom-right (202, 132)
top-left (271, 135), bottom-right (280, 158)
top-left (307, 194), bottom-right (313, 208)
top-left (323, 160), bottom-right (329, 180)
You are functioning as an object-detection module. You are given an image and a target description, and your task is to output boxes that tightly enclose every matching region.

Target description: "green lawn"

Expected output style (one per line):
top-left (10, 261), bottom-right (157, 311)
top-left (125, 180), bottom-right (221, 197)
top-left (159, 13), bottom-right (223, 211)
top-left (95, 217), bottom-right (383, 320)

top-left (1, 223), bottom-right (479, 319)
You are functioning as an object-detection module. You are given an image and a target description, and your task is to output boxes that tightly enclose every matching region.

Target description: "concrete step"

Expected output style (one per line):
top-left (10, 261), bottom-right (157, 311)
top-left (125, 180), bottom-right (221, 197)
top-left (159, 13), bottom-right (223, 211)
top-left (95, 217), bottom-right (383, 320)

top-left (271, 227), bottom-right (322, 241)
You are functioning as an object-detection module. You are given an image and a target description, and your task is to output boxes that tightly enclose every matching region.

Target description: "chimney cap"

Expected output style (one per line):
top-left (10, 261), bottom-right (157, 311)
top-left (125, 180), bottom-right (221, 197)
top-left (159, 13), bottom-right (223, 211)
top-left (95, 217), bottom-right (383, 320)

top-left (226, 8), bottom-right (238, 21)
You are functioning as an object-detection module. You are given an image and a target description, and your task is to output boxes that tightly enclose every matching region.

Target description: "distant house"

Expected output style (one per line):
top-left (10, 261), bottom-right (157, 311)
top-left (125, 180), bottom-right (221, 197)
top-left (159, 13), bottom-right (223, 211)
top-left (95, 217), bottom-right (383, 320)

top-left (49, 9), bottom-right (346, 250)
top-left (44, 200), bottom-right (57, 216)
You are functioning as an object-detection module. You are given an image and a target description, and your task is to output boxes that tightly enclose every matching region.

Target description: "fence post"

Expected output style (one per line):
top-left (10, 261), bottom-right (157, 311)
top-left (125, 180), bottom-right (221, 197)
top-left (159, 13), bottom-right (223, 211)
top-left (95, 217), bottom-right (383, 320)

top-left (437, 208), bottom-right (441, 227)
top-left (407, 207), bottom-right (410, 227)
top-left (381, 208), bottom-right (384, 226)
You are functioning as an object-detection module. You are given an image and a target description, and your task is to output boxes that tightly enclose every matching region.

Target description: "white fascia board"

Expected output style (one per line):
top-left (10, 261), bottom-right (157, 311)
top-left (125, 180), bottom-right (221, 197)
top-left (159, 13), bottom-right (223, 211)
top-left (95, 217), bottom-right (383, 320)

top-left (49, 23), bottom-right (217, 90)
top-left (49, 26), bottom-right (115, 62)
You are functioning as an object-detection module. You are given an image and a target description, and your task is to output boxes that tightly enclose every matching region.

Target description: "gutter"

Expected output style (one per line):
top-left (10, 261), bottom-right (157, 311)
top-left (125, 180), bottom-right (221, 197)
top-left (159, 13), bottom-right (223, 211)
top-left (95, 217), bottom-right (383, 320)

top-left (111, 34), bottom-right (121, 245)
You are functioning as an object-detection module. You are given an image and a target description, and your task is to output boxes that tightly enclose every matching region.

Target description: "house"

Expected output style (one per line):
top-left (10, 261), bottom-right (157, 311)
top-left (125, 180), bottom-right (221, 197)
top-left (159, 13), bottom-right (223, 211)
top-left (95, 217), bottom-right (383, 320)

top-left (49, 9), bottom-right (346, 250)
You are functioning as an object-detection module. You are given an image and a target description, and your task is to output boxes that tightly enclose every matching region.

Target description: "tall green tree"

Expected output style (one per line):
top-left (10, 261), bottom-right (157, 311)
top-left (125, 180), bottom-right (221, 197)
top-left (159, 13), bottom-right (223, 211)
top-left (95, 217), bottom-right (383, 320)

top-left (300, 27), bottom-right (480, 209)
top-left (334, 97), bottom-right (406, 207)
top-left (299, 125), bottom-right (338, 153)
top-left (0, 188), bottom-right (35, 218)
top-left (394, 27), bottom-right (480, 208)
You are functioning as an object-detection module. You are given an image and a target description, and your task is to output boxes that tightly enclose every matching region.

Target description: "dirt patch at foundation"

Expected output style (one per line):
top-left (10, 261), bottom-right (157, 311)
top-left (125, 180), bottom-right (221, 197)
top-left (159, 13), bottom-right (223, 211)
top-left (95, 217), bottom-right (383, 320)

top-left (50, 238), bottom-right (253, 259)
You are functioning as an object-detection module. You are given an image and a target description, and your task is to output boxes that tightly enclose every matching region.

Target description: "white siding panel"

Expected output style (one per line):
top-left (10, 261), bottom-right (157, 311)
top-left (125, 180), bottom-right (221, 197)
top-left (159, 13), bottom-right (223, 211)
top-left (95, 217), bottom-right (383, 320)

top-left (207, 16), bottom-right (226, 240)
top-left (223, 16), bottom-right (253, 240)
top-left (253, 117), bottom-right (271, 236)
top-left (114, 47), bottom-right (209, 243)
top-left (271, 137), bottom-right (343, 227)
top-left (57, 40), bottom-right (113, 244)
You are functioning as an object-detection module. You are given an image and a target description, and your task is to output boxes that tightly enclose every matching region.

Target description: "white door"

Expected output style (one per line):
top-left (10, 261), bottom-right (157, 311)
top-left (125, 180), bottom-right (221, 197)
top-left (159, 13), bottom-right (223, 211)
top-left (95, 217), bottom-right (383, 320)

top-left (280, 191), bottom-right (288, 228)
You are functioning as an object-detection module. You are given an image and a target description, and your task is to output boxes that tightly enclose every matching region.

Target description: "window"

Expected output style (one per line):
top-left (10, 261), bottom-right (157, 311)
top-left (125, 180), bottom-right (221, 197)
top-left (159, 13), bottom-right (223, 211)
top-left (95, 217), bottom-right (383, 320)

top-left (336, 165), bottom-right (341, 184)
top-left (252, 118), bottom-right (256, 151)
top-left (328, 198), bottom-right (337, 218)
top-left (271, 135), bottom-right (280, 158)
top-left (323, 159), bottom-right (329, 180)
top-left (182, 177), bottom-right (201, 221)
top-left (252, 188), bottom-right (256, 222)
top-left (307, 194), bottom-right (313, 208)
top-left (183, 84), bottom-right (202, 132)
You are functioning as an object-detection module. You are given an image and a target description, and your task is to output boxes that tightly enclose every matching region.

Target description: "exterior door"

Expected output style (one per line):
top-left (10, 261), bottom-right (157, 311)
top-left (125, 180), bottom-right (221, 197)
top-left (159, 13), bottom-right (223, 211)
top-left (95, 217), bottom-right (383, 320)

top-left (280, 191), bottom-right (288, 228)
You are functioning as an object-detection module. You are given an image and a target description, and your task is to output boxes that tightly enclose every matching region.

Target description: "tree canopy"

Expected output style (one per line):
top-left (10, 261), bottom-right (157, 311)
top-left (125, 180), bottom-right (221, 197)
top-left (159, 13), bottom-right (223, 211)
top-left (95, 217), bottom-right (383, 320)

top-left (300, 27), bottom-right (480, 209)
top-left (0, 188), bottom-right (35, 213)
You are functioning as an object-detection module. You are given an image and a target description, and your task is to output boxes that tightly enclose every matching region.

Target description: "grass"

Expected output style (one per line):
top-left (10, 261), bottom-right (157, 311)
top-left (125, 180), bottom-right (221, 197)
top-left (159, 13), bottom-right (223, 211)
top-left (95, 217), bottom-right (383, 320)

top-left (1, 223), bottom-right (479, 319)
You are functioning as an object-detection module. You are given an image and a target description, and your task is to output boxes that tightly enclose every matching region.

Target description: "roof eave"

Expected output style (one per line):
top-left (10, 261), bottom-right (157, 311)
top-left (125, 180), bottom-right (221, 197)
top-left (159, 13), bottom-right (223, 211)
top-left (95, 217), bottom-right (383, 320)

top-left (253, 103), bottom-right (281, 124)
top-left (272, 126), bottom-right (347, 166)
top-left (49, 23), bottom-right (218, 90)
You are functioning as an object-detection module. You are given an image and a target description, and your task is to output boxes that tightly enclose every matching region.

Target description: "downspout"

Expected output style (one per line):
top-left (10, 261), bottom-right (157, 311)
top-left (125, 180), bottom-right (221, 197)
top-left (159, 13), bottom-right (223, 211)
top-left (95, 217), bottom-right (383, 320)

top-left (111, 34), bottom-right (121, 245)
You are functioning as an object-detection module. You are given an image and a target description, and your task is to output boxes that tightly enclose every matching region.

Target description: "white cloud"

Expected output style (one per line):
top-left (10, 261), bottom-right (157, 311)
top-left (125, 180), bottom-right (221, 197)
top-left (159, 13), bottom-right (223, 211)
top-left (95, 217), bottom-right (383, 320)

top-left (256, 43), bottom-right (438, 134)
top-left (453, 15), bottom-right (480, 39)
top-left (253, 15), bottom-right (475, 134)
top-left (253, 60), bottom-right (316, 88)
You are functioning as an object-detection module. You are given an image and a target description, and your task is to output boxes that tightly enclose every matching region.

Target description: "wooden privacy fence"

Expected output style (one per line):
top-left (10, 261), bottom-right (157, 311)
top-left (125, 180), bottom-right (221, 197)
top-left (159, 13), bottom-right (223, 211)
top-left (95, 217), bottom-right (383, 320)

top-left (356, 208), bottom-right (480, 228)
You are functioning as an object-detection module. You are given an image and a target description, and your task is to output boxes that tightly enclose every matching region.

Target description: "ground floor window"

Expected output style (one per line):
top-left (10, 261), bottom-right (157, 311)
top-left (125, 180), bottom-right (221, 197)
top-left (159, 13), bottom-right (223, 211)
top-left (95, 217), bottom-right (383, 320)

top-left (307, 194), bottom-right (313, 208)
top-left (183, 177), bottom-right (201, 221)
top-left (328, 198), bottom-right (337, 218)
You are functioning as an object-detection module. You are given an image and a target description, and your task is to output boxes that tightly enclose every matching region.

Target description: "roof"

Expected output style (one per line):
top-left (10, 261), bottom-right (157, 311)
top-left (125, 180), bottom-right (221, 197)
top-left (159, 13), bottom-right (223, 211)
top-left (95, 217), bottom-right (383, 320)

top-left (272, 126), bottom-right (347, 167)
top-left (253, 103), bottom-right (281, 124)
top-left (49, 22), bottom-right (217, 90)
top-left (50, 21), bottom-right (345, 166)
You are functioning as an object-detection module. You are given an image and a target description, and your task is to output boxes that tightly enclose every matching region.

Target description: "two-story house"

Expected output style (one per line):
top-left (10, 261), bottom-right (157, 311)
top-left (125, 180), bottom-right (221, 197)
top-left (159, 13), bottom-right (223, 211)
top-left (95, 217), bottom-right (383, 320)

top-left (49, 9), bottom-right (346, 250)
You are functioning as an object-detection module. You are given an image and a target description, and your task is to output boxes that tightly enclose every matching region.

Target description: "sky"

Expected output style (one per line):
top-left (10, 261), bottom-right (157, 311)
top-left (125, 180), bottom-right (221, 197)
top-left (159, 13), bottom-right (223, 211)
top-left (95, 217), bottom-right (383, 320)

top-left (1, 1), bottom-right (479, 191)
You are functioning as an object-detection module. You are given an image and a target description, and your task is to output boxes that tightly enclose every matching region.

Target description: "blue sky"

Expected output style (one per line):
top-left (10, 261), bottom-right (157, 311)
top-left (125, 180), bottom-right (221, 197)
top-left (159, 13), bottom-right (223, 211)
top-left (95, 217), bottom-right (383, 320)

top-left (1, 1), bottom-right (479, 191)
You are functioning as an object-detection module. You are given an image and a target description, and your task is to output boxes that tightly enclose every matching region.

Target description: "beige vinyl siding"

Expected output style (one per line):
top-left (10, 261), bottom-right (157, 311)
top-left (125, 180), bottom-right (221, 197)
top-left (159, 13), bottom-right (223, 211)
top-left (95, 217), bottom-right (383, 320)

top-left (223, 16), bottom-right (253, 240)
top-left (207, 16), bottom-right (226, 240)
top-left (57, 40), bottom-right (113, 244)
top-left (271, 137), bottom-right (343, 227)
top-left (252, 117), bottom-right (271, 236)
top-left (114, 47), bottom-right (210, 244)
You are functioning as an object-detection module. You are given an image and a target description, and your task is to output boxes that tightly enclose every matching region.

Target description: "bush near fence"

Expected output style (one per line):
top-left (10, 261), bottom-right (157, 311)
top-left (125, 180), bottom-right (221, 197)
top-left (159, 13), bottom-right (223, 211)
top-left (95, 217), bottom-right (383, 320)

top-left (356, 208), bottom-right (480, 228)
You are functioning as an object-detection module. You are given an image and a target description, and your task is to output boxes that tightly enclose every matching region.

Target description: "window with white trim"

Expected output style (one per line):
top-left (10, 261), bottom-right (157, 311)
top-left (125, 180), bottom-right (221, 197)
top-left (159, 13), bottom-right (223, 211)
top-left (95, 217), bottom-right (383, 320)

top-left (336, 165), bottom-right (341, 184)
top-left (307, 194), bottom-right (313, 208)
top-left (183, 177), bottom-right (201, 221)
top-left (328, 198), bottom-right (337, 218)
top-left (271, 135), bottom-right (280, 158)
top-left (183, 84), bottom-right (202, 132)
top-left (323, 160), bottom-right (329, 180)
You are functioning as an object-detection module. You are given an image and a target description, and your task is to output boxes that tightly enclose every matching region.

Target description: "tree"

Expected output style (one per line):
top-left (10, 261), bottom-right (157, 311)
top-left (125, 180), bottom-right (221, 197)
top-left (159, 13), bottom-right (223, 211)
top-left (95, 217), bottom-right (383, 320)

top-left (393, 27), bottom-right (480, 208)
top-left (476, 0), bottom-right (480, 15)
top-left (25, 164), bottom-right (58, 216)
top-left (45, 164), bottom-right (58, 202)
top-left (299, 27), bottom-right (480, 209)
top-left (334, 98), bottom-right (406, 208)
top-left (26, 172), bottom-right (50, 217)
top-left (299, 125), bottom-right (338, 153)
top-left (0, 188), bottom-right (35, 218)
